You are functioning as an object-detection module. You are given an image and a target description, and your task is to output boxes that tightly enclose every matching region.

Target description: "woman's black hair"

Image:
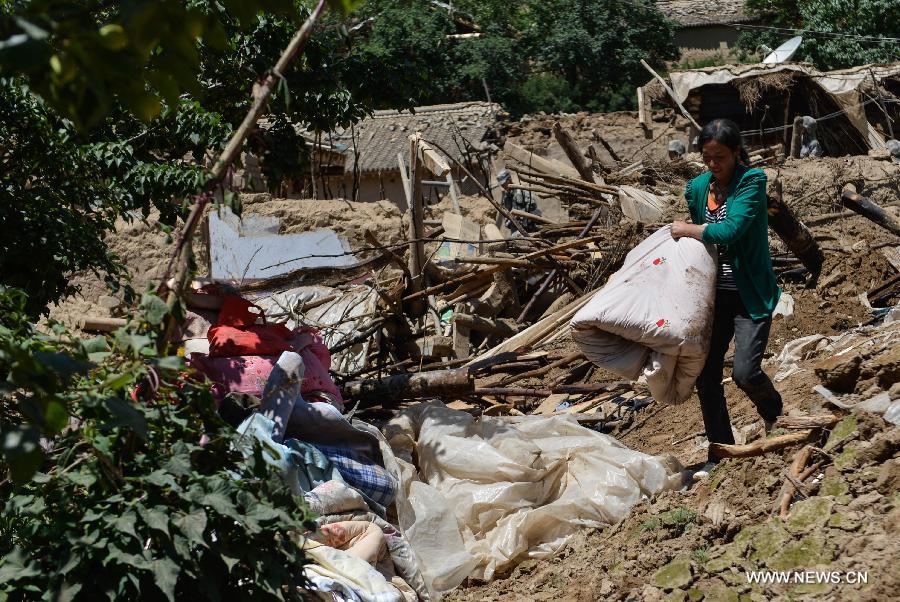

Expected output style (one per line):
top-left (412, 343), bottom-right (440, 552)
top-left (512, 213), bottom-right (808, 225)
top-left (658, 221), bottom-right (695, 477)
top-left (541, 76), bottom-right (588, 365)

top-left (698, 118), bottom-right (750, 164)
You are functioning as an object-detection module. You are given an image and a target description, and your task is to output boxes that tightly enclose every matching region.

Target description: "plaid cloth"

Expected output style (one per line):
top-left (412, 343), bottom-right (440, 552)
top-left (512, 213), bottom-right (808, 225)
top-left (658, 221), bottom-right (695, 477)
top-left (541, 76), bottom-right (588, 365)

top-left (312, 444), bottom-right (397, 507)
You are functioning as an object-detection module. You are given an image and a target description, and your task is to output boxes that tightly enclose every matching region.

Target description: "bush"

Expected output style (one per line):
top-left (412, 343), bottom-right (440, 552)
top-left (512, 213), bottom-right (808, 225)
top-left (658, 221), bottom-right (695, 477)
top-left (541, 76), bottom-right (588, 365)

top-left (0, 287), bottom-right (314, 600)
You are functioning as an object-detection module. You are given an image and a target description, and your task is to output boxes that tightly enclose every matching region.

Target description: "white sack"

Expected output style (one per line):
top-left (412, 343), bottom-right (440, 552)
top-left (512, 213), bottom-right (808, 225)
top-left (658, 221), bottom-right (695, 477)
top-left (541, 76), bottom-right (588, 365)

top-left (385, 402), bottom-right (683, 591)
top-left (570, 226), bottom-right (716, 404)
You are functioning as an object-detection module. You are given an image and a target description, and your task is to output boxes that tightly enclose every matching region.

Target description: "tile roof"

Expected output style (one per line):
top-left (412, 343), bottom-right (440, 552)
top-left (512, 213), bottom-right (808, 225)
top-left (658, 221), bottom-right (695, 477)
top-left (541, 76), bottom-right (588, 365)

top-left (657, 0), bottom-right (755, 27)
top-left (330, 101), bottom-right (500, 174)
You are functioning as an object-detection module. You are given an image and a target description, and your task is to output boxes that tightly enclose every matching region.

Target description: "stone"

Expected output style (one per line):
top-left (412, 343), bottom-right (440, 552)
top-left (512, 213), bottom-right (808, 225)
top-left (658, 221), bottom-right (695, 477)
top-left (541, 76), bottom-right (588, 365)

top-left (686, 587), bottom-right (704, 601)
top-left (786, 497), bottom-right (833, 534)
top-left (814, 353), bottom-right (861, 393)
top-left (701, 583), bottom-right (740, 602)
top-left (819, 475), bottom-right (849, 497)
top-left (827, 509), bottom-right (863, 531)
top-left (877, 459), bottom-right (900, 495)
top-left (824, 415), bottom-right (858, 451)
top-left (885, 508), bottom-right (900, 534)
top-left (748, 522), bottom-right (791, 562)
top-left (847, 491), bottom-right (882, 510)
top-left (666, 590), bottom-right (687, 602)
top-left (653, 555), bottom-right (693, 590)
top-left (768, 536), bottom-right (831, 571)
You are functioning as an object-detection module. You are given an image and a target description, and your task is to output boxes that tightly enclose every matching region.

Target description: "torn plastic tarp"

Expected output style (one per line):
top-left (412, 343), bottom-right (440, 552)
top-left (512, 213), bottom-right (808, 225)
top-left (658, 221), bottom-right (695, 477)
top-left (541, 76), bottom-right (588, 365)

top-left (249, 284), bottom-right (379, 374)
top-left (382, 401), bottom-right (683, 592)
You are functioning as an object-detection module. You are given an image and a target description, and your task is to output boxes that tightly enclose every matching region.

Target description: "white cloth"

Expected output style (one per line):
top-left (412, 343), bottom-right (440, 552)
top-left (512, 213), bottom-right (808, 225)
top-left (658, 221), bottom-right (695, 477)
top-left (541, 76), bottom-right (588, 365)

top-left (570, 226), bottom-right (717, 403)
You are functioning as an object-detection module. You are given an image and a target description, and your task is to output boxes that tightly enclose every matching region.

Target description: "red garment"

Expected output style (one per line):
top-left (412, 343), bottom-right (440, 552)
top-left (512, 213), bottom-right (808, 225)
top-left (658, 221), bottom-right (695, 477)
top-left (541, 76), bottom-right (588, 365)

top-left (207, 295), bottom-right (294, 357)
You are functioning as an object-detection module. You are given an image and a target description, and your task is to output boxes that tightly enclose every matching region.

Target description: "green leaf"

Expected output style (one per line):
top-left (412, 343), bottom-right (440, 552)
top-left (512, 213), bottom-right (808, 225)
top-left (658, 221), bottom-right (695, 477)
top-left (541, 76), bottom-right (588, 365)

top-left (0, 548), bottom-right (41, 582)
top-left (173, 508), bottom-right (207, 547)
top-left (146, 469), bottom-right (181, 491)
top-left (139, 293), bottom-right (168, 326)
top-left (1, 425), bottom-right (43, 484)
top-left (221, 554), bottom-right (240, 571)
top-left (113, 511), bottom-right (139, 541)
top-left (137, 505), bottom-right (170, 538)
top-left (103, 397), bottom-right (148, 439)
top-left (151, 558), bottom-right (180, 602)
top-left (153, 356), bottom-right (183, 372)
top-left (65, 469), bottom-right (97, 488)
top-left (326, 0), bottom-right (365, 17)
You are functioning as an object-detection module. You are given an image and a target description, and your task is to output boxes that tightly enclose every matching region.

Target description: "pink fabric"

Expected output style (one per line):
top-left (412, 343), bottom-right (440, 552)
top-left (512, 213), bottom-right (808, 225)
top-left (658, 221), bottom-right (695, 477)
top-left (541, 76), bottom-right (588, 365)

top-left (189, 354), bottom-right (278, 401)
top-left (296, 328), bottom-right (343, 405)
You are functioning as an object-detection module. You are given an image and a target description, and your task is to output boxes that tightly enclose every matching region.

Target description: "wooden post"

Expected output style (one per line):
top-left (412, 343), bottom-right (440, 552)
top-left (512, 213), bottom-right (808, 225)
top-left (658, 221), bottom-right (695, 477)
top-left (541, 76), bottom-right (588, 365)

top-left (639, 59), bottom-right (701, 130)
top-left (790, 116), bottom-right (804, 158)
top-left (397, 151), bottom-right (412, 210)
top-left (553, 122), bottom-right (595, 183)
top-left (840, 185), bottom-right (900, 237)
top-left (445, 172), bottom-right (461, 214)
top-left (407, 134), bottom-right (426, 317)
top-left (342, 367), bottom-right (474, 402)
top-left (869, 68), bottom-right (894, 139)
top-left (767, 180), bottom-right (825, 282)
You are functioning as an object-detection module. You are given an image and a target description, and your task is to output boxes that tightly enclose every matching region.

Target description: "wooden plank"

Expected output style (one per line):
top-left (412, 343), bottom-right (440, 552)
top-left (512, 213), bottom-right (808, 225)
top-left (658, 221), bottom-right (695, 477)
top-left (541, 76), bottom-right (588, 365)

top-left (445, 172), bottom-right (461, 214)
top-left (419, 141), bottom-right (450, 177)
top-left (407, 134), bottom-right (426, 316)
top-left (503, 141), bottom-right (580, 178)
top-left (533, 393), bottom-right (570, 415)
top-left (397, 151), bottom-right (411, 209)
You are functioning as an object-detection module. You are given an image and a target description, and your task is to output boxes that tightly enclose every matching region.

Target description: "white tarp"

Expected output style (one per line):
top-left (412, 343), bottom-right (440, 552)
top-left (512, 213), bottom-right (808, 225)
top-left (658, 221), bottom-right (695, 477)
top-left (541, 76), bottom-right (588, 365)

top-left (383, 401), bottom-right (683, 593)
top-left (666, 62), bottom-right (900, 151)
top-left (249, 285), bottom-right (379, 373)
top-left (570, 226), bottom-right (716, 404)
top-left (209, 206), bottom-right (357, 281)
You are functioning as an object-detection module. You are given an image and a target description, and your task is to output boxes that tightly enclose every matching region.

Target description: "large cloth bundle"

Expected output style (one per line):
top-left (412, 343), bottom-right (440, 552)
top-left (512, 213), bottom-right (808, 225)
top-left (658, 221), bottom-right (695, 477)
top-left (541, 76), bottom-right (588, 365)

top-left (570, 226), bottom-right (717, 404)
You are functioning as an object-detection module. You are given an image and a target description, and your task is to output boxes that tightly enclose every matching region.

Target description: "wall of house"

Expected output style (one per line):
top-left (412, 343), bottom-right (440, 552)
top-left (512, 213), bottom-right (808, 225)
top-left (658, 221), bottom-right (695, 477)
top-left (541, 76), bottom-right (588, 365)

top-left (675, 25), bottom-right (741, 50)
top-left (347, 166), bottom-right (488, 210)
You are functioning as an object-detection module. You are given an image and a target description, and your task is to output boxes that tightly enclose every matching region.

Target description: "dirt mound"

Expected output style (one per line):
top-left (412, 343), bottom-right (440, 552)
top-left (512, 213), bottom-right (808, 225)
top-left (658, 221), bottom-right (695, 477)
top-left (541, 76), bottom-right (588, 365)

top-left (503, 109), bottom-right (693, 165)
top-left (449, 369), bottom-right (900, 601)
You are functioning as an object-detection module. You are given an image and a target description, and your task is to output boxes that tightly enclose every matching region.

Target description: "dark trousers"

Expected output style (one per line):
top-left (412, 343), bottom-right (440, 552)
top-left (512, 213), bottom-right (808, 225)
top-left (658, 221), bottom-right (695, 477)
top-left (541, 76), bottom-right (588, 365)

top-left (697, 289), bottom-right (783, 460)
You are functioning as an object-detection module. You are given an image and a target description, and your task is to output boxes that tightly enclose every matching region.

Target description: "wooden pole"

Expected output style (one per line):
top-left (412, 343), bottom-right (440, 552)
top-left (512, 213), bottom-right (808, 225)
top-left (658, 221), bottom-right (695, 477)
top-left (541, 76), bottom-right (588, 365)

top-left (710, 430), bottom-right (812, 459)
top-left (342, 367), bottom-right (474, 402)
top-left (553, 122), bottom-right (595, 183)
top-left (407, 134), bottom-right (426, 317)
top-left (790, 116), bottom-right (804, 158)
top-left (767, 180), bottom-right (825, 281)
top-left (840, 186), bottom-right (900, 237)
top-left (639, 59), bottom-right (701, 130)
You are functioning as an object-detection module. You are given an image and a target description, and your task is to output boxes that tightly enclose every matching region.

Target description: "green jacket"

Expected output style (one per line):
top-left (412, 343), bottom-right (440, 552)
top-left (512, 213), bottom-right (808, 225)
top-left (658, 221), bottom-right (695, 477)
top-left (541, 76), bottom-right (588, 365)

top-left (685, 165), bottom-right (781, 320)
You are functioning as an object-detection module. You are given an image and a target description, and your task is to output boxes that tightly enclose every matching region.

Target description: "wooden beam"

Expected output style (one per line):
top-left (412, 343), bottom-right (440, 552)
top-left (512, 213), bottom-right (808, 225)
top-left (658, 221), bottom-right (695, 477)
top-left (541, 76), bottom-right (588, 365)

top-left (767, 179), bottom-right (825, 280)
top-left (840, 186), bottom-right (900, 237)
top-left (553, 121), bottom-right (595, 183)
top-left (503, 141), bottom-right (580, 179)
top-left (407, 134), bottom-right (426, 317)
top-left (639, 59), bottom-right (700, 130)
top-left (342, 367), bottom-right (474, 402)
top-left (419, 140), bottom-right (451, 177)
top-left (710, 430), bottom-right (812, 459)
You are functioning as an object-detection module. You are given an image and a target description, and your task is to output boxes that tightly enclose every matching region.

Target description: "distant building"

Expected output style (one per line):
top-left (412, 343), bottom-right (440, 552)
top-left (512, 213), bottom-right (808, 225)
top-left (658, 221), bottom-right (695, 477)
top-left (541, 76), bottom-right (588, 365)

top-left (256, 101), bottom-right (501, 208)
top-left (658, 0), bottom-right (761, 50)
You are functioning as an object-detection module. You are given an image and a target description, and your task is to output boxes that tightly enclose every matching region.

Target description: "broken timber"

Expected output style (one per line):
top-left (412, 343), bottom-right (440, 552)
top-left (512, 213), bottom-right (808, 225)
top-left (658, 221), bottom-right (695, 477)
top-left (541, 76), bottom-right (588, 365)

top-left (840, 186), bottom-right (900, 238)
top-left (553, 122), bottom-right (596, 183)
top-left (767, 179), bottom-right (825, 281)
top-left (343, 367), bottom-right (474, 402)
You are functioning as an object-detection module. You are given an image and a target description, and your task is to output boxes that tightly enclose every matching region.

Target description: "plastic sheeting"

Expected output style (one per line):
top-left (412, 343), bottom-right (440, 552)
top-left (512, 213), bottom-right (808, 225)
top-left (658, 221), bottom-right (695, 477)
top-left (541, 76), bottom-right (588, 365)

top-left (570, 226), bottom-right (717, 404)
top-left (249, 285), bottom-right (379, 373)
top-left (383, 401), bottom-right (683, 593)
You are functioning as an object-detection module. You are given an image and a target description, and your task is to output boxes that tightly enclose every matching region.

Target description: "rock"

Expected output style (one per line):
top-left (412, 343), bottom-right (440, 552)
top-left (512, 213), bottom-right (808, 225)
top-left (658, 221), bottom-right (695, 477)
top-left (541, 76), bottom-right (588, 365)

top-left (819, 475), bottom-right (849, 497)
top-left (787, 497), bottom-right (833, 534)
top-left (824, 414), bottom-right (858, 451)
top-left (885, 508), bottom-right (900, 534)
top-left (876, 458), bottom-right (900, 494)
top-left (653, 555), bottom-right (693, 590)
top-left (848, 491), bottom-right (883, 510)
top-left (768, 536), bottom-right (831, 571)
top-left (748, 522), bottom-right (791, 562)
top-left (640, 585), bottom-right (666, 602)
top-left (814, 353), bottom-right (862, 393)
top-left (854, 427), bottom-right (900, 465)
top-left (868, 346), bottom-right (900, 390)
top-left (701, 583), bottom-right (740, 602)
top-left (827, 509), bottom-right (863, 531)
top-left (888, 382), bottom-right (900, 399)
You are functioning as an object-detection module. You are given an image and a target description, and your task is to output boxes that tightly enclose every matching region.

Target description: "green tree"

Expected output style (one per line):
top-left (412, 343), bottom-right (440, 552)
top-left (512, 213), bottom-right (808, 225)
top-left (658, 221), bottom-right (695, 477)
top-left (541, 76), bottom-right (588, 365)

top-left (740, 0), bottom-right (900, 70)
top-left (0, 0), bottom-right (367, 317)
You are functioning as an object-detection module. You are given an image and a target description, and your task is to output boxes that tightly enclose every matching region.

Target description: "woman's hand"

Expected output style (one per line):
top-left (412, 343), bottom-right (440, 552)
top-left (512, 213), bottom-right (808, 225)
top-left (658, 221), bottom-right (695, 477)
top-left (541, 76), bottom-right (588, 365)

top-left (671, 220), bottom-right (705, 241)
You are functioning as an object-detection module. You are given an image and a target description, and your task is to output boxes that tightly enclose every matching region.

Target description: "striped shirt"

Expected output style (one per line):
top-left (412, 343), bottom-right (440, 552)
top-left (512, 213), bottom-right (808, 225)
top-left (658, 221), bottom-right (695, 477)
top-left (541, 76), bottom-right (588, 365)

top-left (706, 187), bottom-right (738, 291)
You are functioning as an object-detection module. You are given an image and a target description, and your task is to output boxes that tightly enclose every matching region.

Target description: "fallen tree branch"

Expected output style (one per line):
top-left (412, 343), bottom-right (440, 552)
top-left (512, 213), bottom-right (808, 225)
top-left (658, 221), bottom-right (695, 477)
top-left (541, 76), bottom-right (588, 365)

top-left (710, 430), bottom-right (812, 459)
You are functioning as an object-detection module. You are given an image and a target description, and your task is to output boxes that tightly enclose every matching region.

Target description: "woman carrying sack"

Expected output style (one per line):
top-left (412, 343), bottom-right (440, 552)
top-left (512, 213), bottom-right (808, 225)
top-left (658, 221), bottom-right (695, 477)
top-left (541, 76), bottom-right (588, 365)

top-left (669, 118), bottom-right (783, 478)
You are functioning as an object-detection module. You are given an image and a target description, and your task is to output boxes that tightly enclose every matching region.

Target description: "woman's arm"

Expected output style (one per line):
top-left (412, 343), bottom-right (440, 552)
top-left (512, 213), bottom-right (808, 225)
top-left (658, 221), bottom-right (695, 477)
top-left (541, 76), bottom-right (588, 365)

top-left (671, 220), bottom-right (706, 240)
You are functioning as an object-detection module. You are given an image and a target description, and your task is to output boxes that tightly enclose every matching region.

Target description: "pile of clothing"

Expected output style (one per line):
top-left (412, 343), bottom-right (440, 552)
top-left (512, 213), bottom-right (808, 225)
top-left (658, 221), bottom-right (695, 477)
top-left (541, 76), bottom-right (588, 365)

top-left (185, 289), bottom-right (429, 602)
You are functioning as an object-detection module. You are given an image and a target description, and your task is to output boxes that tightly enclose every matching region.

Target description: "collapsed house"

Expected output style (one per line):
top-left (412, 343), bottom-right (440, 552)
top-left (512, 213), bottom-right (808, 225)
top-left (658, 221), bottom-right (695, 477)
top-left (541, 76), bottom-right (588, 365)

top-left (254, 102), bottom-right (502, 209)
top-left (641, 61), bottom-right (900, 156)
